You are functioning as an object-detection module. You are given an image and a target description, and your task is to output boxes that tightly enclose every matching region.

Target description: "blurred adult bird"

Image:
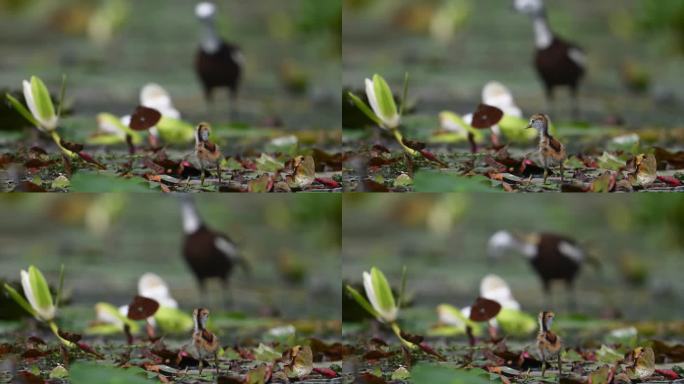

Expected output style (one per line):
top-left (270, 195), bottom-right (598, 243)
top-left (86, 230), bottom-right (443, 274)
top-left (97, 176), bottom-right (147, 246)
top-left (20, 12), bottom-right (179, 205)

top-left (180, 197), bottom-right (249, 306)
top-left (514, 0), bottom-right (586, 120)
top-left (195, 2), bottom-right (243, 118)
top-left (487, 230), bottom-right (594, 310)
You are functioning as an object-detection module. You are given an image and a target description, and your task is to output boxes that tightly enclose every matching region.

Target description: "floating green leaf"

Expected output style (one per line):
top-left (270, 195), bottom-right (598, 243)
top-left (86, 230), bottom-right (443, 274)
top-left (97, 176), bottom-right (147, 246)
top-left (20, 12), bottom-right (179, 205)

top-left (411, 363), bottom-right (490, 384)
top-left (69, 362), bottom-right (152, 384)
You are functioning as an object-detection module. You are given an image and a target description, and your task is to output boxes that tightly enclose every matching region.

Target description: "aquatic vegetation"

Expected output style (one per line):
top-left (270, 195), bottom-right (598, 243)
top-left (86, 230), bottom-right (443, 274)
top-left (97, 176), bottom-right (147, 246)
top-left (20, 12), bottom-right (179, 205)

top-left (3, 265), bottom-right (73, 346)
top-left (6, 76), bottom-right (76, 158)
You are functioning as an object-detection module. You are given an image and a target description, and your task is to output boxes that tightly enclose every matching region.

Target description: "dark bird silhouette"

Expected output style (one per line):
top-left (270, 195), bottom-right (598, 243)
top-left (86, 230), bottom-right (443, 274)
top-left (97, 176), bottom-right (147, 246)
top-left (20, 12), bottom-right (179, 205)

top-left (180, 197), bottom-right (249, 305)
top-left (537, 311), bottom-right (562, 379)
top-left (514, 0), bottom-right (586, 120)
top-left (526, 113), bottom-right (566, 184)
top-left (195, 2), bottom-right (243, 118)
top-left (488, 230), bottom-right (589, 310)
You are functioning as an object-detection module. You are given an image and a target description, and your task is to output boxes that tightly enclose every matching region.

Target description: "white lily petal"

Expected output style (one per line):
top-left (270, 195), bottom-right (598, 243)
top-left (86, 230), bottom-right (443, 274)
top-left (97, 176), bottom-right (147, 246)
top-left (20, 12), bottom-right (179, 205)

top-left (20, 270), bottom-right (37, 312)
top-left (138, 273), bottom-right (178, 309)
top-left (365, 79), bottom-right (382, 121)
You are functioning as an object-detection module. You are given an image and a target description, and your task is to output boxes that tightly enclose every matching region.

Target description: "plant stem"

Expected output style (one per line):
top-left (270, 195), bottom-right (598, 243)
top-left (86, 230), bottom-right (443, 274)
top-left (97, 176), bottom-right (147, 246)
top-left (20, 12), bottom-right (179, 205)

top-left (390, 322), bottom-right (417, 350)
top-left (49, 321), bottom-right (75, 348)
top-left (391, 129), bottom-right (418, 156)
top-left (50, 131), bottom-right (77, 158)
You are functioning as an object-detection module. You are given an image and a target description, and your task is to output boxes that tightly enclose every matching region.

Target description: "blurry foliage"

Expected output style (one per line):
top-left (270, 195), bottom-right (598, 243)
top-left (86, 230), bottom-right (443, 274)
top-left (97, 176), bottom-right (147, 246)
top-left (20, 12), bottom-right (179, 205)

top-left (638, 0), bottom-right (684, 53)
top-left (265, 195), bottom-right (341, 248)
top-left (635, 194), bottom-right (684, 247)
top-left (296, 0), bottom-right (341, 54)
top-left (0, 0), bottom-right (35, 12)
top-left (343, 0), bottom-right (374, 12)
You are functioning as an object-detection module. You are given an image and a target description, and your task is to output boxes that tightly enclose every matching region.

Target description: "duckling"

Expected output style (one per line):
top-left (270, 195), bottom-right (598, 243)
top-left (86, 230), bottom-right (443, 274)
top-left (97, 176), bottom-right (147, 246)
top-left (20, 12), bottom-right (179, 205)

top-left (526, 113), bottom-right (565, 184)
top-left (194, 122), bottom-right (223, 185)
top-left (191, 308), bottom-right (220, 375)
top-left (514, 0), bottom-right (586, 120)
top-left (537, 311), bottom-right (562, 379)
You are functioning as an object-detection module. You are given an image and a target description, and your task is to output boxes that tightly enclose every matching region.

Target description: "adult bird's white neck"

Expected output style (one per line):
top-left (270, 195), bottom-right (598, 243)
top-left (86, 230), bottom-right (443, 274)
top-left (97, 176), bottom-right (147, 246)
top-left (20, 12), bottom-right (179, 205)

top-left (511, 237), bottom-right (538, 259)
top-left (532, 15), bottom-right (553, 50)
top-left (200, 19), bottom-right (221, 54)
top-left (181, 201), bottom-right (201, 234)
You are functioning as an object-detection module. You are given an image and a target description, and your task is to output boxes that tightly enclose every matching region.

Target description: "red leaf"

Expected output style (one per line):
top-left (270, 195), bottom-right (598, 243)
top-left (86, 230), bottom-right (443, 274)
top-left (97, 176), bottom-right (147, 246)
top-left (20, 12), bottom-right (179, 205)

top-left (77, 342), bottom-right (105, 359)
top-left (15, 181), bottom-right (46, 192)
top-left (419, 149), bottom-right (447, 167)
top-left (58, 330), bottom-right (82, 343)
top-left (314, 177), bottom-right (340, 188)
top-left (656, 369), bottom-right (680, 379)
top-left (78, 151), bottom-right (106, 169)
top-left (24, 159), bottom-right (55, 169)
top-left (21, 349), bottom-right (49, 359)
top-left (15, 371), bottom-right (44, 384)
top-left (59, 139), bottom-right (84, 153)
top-left (363, 350), bottom-right (396, 360)
top-left (312, 367), bottom-right (337, 378)
top-left (657, 176), bottom-right (682, 187)
top-left (356, 373), bottom-right (388, 384)
top-left (419, 341), bottom-right (446, 361)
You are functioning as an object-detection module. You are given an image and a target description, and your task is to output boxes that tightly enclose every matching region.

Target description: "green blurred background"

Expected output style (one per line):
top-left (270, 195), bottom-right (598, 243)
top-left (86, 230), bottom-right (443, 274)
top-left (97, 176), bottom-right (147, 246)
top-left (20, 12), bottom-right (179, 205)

top-left (0, 194), bottom-right (341, 320)
top-left (343, 194), bottom-right (684, 321)
top-left (0, 0), bottom-right (341, 135)
top-left (343, 0), bottom-right (684, 128)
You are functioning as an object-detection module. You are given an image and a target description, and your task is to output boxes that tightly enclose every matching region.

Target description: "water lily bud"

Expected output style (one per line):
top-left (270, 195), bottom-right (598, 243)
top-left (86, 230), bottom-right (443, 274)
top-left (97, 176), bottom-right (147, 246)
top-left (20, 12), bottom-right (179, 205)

top-left (20, 266), bottom-right (56, 322)
top-left (365, 75), bottom-right (400, 130)
top-left (480, 274), bottom-right (521, 310)
top-left (22, 76), bottom-right (58, 132)
top-left (138, 273), bottom-right (178, 309)
top-left (362, 267), bottom-right (398, 323)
